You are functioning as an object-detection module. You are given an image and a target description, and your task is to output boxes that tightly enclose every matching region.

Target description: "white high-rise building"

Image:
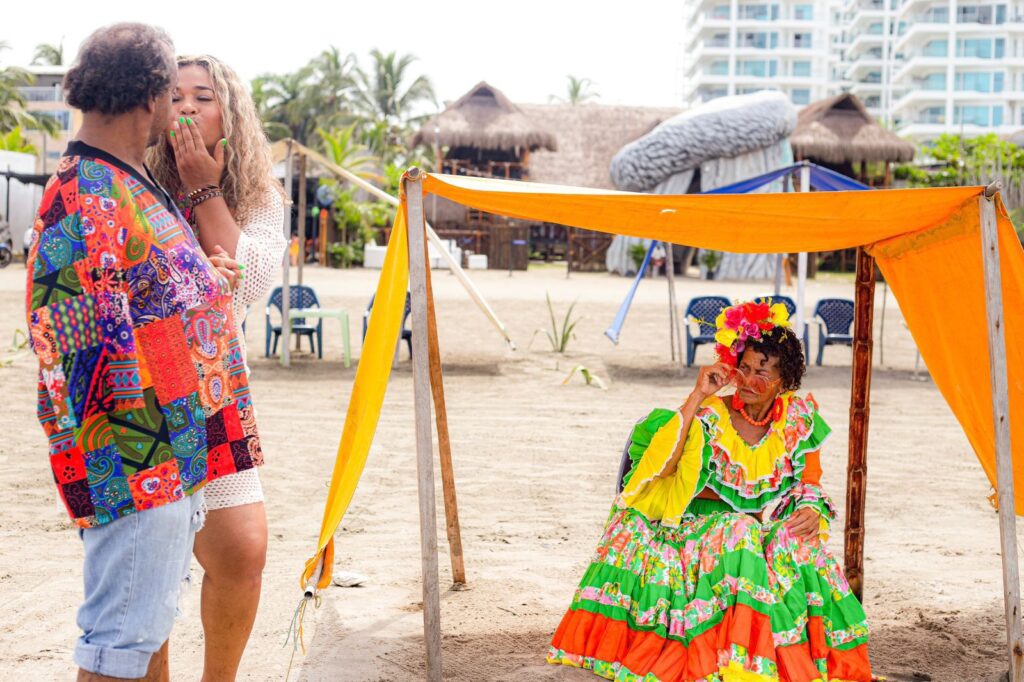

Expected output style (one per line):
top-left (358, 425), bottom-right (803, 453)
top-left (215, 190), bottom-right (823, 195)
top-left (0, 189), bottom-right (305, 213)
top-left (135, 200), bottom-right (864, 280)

top-left (838, 0), bottom-right (898, 123)
top-left (681, 0), bottom-right (839, 107)
top-left (683, 0), bottom-right (1024, 142)
top-left (889, 0), bottom-right (1024, 140)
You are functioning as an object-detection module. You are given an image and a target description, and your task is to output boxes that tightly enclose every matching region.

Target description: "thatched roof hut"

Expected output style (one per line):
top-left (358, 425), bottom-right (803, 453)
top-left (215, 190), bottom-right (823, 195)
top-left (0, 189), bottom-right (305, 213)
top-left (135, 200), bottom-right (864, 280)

top-left (518, 103), bottom-right (682, 188)
top-left (790, 93), bottom-right (915, 164)
top-left (412, 81), bottom-right (557, 152)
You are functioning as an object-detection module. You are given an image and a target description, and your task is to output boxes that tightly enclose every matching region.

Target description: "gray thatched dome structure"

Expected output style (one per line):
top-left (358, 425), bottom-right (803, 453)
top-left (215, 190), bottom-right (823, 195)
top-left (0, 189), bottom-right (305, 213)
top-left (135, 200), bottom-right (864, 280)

top-left (412, 81), bottom-right (557, 152)
top-left (791, 93), bottom-right (915, 164)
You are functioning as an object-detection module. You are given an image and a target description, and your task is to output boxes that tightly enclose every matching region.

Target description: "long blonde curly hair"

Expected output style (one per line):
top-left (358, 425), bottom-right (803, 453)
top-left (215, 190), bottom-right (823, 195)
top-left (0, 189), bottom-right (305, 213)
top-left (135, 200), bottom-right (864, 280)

top-left (148, 54), bottom-right (283, 222)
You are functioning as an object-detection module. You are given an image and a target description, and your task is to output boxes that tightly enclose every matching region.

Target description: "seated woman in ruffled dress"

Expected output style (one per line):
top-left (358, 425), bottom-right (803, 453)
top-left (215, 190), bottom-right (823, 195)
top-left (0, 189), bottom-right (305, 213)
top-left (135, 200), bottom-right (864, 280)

top-left (548, 300), bottom-right (871, 682)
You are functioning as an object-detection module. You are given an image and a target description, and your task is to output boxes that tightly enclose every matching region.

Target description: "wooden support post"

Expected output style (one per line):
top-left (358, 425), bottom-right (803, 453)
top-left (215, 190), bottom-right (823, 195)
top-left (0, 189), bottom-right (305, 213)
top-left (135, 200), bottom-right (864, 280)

top-left (844, 246), bottom-right (875, 602)
top-left (979, 193), bottom-right (1024, 682)
top-left (297, 152), bottom-right (307, 284)
top-left (424, 244), bottom-right (467, 586)
top-left (404, 168), bottom-right (444, 682)
top-left (665, 243), bottom-right (684, 366)
top-left (280, 141), bottom-right (294, 368)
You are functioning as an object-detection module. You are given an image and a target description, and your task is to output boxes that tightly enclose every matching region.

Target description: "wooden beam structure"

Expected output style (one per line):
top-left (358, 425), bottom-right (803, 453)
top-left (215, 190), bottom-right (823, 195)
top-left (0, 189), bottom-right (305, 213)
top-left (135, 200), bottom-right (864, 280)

top-left (404, 168), bottom-right (443, 681)
top-left (424, 245), bottom-right (467, 586)
top-left (844, 246), bottom-right (875, 601)
top-left (979, 187), bottom-right (1023, 682)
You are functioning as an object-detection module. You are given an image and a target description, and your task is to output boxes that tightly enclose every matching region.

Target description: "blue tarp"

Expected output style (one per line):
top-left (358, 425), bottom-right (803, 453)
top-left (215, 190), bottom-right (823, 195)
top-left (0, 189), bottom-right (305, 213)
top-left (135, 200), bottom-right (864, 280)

top-left (604, 162), bottom-right (871, 344)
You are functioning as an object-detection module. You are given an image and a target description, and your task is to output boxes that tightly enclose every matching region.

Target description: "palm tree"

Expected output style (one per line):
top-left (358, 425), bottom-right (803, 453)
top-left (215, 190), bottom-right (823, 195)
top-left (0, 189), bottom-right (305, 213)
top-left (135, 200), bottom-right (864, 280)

top-left (31, 40), bottom-right (64, 66)
top-left (353, 49), bottom-right (436, 129)
top-left (252, 66), bottom-right (320, 143)
top-left (551, 76), bottom-right (599, 105)
top-left (0, 42), bottom-right (59, 136)
top-left (317, 124), bottom-right (379, 181)
top-left (0, 126), bottom-right (37, 153)
top-left (313, 47), bottom-right (358, 130)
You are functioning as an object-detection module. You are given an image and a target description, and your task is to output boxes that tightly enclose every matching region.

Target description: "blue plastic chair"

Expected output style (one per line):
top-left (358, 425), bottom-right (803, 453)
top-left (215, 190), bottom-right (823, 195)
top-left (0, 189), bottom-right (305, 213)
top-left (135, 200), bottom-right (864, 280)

top-left (265, 285), bottom-right (323, 358)
top-left (363, 292), bottom-right (413, 359)
top-left (804, 298), bottom-right (855, 366)
top-left (684, 296), bottom-right (731, 366)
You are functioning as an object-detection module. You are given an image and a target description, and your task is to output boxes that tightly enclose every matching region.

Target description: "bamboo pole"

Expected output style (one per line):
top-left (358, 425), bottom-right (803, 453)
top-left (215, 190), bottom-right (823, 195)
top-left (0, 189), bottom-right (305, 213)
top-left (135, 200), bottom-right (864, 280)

top-left (424, 242), bottom-right (467, 586)
top-left (844, 246), bottom-right (875, 601)
top-left (979, 191), bottom-right (1024, 682)
top-left (796, 164), bottom-right (810, 344)
top-left (405, 168), bottom-right (444, 682)
top-left (280, 141), bottom-right (294, 368)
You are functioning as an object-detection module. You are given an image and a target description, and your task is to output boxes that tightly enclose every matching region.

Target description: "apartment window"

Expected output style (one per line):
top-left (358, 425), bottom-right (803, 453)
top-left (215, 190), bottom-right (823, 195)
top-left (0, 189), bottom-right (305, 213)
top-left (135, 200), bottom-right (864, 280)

top-left (955, 71), bottom-right (1005, 92)
top-left (956, 4), bottom-right (1005, 24)
top-left (701, 87), bottom-right (728, 102)
top-left (864, 95), bottom-right (882, 108)
top-left (33, 110), bottom-right (71, 131)
top-left (922, 6), bottom-right (949, 22)
top-left (793, 4), bottom-right (813, 20)
top-left (921, 73), bottom-right (947, 90)
top-left (919, 106), bottom-right (945, 124)
top-left (863, 71), bottom-right (882, 84)
top-left (710, 4), bottom-right (731, 19)
top-left (791, 88), bottom-right (811, 105)
top-left (922, 39), bottom-right (949, 57)
top-left (867, 22), bottom-right (884, 35)
top-left (954, 104), bottom-right (1004, 126)
top-left (708, 61), bottom-right (729, 75)
top-left (740, 32), bottom-right (777, 49)
top-left (792, 61), bottom-right (812, 77)
top-left (738, 59), bottom-right (778, 77)
top-left (793, 33), bottom-right (812, 49)
top-left (707, 33), bottom-right (730, 48)
top-left (737, 87), bottom-right (768, 94)
top-left (739, 4), bottom-right (779, 20)
top-left (957, 37), bottom-right (1005, 58)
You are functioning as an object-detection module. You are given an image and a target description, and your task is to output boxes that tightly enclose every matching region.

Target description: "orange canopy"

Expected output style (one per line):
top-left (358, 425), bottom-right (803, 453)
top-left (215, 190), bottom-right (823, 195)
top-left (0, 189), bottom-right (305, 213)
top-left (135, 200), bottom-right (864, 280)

top-left (302, 173), bottom-right (1023, 589)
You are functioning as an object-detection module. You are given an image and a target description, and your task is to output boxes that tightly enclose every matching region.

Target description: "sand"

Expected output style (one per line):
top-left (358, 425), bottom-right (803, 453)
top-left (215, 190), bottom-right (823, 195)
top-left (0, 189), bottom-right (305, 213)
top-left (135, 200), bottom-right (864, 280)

top-left (1, 261), bottom-right (1021, 682)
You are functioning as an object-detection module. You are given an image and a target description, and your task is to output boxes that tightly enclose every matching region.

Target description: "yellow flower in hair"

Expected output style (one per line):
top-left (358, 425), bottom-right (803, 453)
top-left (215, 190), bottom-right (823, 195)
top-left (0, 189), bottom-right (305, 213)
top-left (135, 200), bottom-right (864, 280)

top-left (715, 327), bottom-right (738, 347)
top-left (715, 311), bottom-right (726, 329)
top-left (769, 303), bottom-right (791, 328)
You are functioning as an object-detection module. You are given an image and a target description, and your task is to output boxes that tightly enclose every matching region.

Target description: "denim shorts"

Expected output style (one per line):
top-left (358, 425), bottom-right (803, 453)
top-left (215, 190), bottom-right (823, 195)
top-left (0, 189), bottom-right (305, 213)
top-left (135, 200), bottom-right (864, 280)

top-left (74, 491), bottom-right (205, 678)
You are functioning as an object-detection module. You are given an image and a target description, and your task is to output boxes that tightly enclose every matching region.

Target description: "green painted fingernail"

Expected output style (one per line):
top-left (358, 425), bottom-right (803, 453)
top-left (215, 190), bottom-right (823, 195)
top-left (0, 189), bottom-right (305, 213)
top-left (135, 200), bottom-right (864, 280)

top-left (186, 117), bottom-right (193, 125)
top-left (221, 139), bottom-right (227, 147)
top-left (238, 264), bottom-right (245, 269)
top-left (178, 116), bottom-right (184, 124)
top-left (169, 130), bottom-right (175, 138)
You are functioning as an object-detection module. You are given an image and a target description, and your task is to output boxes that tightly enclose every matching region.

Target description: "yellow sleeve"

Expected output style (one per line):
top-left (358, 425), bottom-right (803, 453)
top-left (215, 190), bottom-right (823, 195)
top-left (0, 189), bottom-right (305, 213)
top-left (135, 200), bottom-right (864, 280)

top-left (619, 413), bottom-right (707, 527)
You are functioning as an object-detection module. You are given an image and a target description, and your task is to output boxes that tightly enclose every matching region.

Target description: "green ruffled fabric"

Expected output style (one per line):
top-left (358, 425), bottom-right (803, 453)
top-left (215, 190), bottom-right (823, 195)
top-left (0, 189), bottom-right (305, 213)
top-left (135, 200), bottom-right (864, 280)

top-left (620, 408), bottom-right (677, 490)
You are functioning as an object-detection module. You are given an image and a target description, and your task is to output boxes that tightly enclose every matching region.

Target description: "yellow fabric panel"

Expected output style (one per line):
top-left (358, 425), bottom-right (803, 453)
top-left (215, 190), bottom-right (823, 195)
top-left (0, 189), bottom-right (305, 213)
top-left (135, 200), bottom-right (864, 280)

top-left (301, 206), bottom-right (410, 590)
top-left (870, 195), bottom-right (1024, 515)
top-left (422, 173), bottom-right (982, 253)
top-left (620, 413), bottom-right (706, 527)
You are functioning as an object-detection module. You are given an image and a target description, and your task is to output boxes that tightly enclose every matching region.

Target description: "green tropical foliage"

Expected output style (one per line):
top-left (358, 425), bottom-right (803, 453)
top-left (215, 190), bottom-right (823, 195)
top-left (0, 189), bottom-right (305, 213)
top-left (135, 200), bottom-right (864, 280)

top-left (551, 75), bottom-right (599, 104)
top-left (0, 126), bottom-right (36, 153)
top-left (31, 41), bottom-right (63, 66)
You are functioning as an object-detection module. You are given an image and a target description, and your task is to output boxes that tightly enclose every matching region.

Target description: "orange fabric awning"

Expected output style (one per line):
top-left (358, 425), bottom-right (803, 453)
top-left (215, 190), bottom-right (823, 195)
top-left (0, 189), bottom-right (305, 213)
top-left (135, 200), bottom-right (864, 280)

top-left (303, 172), bottom-right (1023, 590)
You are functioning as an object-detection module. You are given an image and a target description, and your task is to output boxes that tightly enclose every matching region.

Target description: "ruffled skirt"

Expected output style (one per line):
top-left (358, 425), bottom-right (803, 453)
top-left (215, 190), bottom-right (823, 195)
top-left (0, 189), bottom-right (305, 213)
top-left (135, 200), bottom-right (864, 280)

top-left (547, 499), bottom-right (870, 681)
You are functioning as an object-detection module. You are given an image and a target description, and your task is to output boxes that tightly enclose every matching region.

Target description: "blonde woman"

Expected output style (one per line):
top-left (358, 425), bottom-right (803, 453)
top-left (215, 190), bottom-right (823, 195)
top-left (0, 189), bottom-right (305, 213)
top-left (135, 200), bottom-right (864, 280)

top-left (148, 55), bottom-right (286, 680)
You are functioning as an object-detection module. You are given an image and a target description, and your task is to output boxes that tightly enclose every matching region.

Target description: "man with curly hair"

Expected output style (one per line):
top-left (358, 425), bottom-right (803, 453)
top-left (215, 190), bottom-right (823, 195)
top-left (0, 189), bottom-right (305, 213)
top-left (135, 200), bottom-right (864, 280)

top-left (26, 23), bottom-right (262, 681)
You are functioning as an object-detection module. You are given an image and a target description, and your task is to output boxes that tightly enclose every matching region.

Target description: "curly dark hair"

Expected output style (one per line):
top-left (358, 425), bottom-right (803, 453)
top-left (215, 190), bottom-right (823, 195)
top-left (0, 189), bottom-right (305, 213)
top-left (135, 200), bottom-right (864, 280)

top-left (745, 326), bottom-right (806, 392)
top-left (64, 23), bottom-right (175, 115)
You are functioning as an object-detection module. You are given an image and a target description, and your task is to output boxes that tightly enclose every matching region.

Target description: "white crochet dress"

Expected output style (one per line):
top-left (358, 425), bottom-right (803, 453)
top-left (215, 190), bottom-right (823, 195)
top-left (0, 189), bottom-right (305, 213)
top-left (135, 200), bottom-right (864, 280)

top-left (204, 186), bottom-right (287, 511)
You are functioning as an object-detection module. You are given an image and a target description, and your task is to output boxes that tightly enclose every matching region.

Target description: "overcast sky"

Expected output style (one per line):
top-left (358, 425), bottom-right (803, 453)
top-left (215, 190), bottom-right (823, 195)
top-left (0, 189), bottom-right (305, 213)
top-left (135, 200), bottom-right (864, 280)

top-left (3, 1), bottom-right (687, 109)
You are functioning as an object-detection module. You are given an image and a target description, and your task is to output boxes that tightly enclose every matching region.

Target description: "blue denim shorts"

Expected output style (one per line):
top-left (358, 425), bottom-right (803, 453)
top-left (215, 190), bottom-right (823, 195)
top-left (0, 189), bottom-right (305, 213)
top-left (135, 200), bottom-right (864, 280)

top-left (74, 491), bottom-right (205, 678)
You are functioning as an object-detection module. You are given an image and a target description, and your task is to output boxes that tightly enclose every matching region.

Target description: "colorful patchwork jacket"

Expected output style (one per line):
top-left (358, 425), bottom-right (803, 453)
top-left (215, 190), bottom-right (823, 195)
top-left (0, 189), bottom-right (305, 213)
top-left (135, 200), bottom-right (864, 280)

top-left (618, 392), bottom-right (835, 530)
top-left (26, 141), bottom-right (262, 528)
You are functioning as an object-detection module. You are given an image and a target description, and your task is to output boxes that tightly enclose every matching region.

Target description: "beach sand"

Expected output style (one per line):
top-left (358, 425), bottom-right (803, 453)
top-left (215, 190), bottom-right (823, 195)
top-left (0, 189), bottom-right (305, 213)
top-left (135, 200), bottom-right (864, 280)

top-left (1, 262), bottom-right (1020, 681)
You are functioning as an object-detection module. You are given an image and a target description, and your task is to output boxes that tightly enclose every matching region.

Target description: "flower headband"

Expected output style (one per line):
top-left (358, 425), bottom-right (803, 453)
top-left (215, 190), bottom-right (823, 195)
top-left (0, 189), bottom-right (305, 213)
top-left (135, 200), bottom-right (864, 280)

top-left (712, 300), bottom-right (791, 366)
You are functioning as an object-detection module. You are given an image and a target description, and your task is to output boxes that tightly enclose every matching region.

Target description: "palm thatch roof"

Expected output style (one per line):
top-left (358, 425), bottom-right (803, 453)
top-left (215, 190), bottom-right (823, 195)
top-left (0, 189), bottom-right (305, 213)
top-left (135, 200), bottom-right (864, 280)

top-left (412, 82), bottom-right (557, 152)
top-left (518, 103), bottom-right (682, 188)
top-left (791, 93), bottom-right (915, 164)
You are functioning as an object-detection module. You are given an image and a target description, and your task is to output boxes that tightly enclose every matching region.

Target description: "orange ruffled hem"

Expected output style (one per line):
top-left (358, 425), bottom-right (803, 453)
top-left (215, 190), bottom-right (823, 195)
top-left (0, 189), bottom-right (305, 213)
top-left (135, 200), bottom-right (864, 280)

top-left (549, 608), bottom-right (871, 682)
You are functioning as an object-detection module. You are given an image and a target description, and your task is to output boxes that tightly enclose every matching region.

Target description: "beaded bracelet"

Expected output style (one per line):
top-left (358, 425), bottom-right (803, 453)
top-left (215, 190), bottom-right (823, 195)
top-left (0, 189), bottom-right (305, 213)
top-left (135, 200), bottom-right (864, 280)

top-left (186, 184), bottom-right (220, 201)
top-left (191, 188), bottom-right (223, 207)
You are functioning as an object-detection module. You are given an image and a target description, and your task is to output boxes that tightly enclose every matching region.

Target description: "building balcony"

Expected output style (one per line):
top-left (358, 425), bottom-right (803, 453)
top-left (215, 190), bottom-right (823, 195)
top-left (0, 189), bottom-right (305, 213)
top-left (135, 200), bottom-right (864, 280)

top-left (893, 22), bottom-right (949, 54)
top-left (850, 81), bottom-right (884, 97)
top-left (891, 56), bottom-right (948, 83)
top-left (847, 33), bottom-right (885, 58)
top-left (846, 59), bottom-right (886, 80)
top-left (892, 88), bottom-right (947, 112)
top-left (18, 86), bottom-right (63, 102)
